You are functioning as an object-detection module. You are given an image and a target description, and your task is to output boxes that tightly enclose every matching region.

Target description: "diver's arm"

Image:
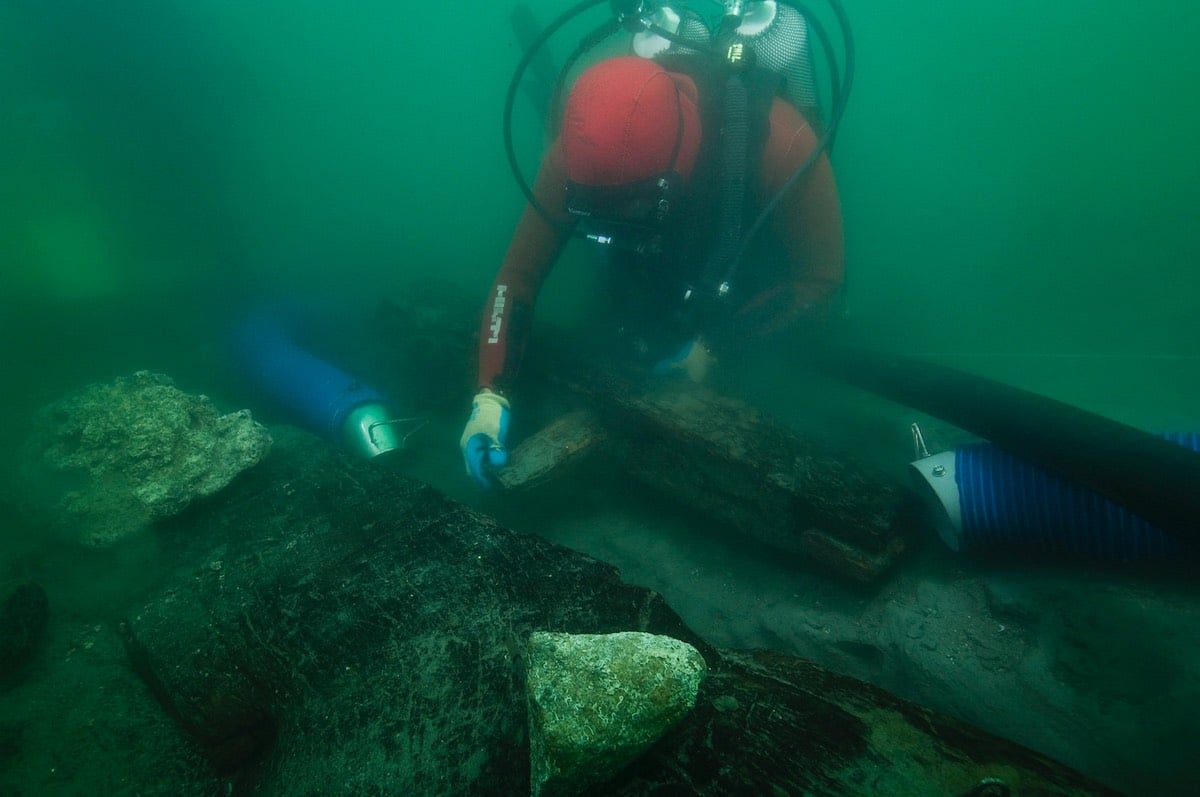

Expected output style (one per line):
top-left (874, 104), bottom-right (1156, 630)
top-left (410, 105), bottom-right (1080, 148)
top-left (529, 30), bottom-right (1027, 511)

top-left (741, 98), bottom-right (845, 336)
top-left (477, 142), bottom-right (572, 396)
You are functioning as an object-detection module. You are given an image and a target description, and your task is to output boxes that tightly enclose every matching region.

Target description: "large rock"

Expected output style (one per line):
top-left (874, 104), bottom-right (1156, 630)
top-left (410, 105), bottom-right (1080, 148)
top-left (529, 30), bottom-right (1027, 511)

top-left (18, 371), bottom-right (271, 547)
top-left (526, 631), bottom-right (705, 797)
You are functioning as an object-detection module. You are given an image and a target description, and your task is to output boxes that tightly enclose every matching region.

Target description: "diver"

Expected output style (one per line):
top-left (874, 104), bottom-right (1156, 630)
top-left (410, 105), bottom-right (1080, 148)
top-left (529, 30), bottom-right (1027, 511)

top-left (461, 1), bottom-right (849, 488)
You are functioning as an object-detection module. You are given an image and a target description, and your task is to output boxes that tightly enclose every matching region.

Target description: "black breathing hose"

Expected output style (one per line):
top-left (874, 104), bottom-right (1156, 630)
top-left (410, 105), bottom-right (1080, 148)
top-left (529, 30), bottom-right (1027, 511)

top-left (503, 0), bottom-right (608, 234)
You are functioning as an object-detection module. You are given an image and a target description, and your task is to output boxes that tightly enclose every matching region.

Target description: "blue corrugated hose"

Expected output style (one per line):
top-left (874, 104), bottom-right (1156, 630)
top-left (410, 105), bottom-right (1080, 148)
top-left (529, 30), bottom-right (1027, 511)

top-left (956, 432), bottom-right (1199, 560)
top-left (233, 306), bottom-right (385, 443)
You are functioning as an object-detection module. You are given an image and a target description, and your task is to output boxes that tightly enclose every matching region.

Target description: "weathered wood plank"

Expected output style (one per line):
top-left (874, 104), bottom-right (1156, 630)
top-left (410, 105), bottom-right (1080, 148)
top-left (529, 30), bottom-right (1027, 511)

top-left (369, 288), bottom-right (918, 583)
top-left (498, 409), bottom-right (610, 492)
top-left (518, 370), bottom-right (916, 582)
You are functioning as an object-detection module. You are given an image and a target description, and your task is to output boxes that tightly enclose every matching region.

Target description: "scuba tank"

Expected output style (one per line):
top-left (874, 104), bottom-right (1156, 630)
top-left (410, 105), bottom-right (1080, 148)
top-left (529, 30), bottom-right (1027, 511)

top-left (633, 2), bottom-right (821, 129)
top-left (727, 2), bottom-right (821, 128)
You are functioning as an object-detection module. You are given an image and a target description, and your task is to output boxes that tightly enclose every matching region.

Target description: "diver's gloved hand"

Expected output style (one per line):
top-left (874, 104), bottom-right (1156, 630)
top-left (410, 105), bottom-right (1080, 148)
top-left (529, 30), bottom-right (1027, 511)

top-left (652, 337), bottom-right (715, 383)
top-left (459, 389), bottom-right (511, 489)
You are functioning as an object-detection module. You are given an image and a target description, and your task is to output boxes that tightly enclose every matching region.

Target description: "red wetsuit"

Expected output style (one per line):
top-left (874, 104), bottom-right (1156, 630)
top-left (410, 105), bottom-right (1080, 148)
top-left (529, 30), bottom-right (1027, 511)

top-left (476, 98), bottom-right (844, 396)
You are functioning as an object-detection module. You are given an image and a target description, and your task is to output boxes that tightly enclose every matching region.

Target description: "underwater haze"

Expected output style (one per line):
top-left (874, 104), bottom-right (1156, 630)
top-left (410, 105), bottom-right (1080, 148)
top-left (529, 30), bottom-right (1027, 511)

top-left (2, 1), bottom-right (522, 424)
top-left (2, 0), bottom-right (1199, 433)
top-left (838, 0), bottom-right (1200, 432)
top-left (2, 0), bottom-right (1199, 793)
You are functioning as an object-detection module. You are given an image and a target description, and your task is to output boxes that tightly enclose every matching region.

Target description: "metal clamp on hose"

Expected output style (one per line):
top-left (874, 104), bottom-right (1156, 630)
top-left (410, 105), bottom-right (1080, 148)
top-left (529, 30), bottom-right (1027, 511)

top-left (342, 402), bottom-right (429, 460)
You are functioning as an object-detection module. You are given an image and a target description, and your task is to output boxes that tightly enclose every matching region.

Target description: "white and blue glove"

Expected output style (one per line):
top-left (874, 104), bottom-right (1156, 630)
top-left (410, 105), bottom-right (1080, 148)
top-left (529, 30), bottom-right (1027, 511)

top-left (459, 389), bottom-right (511, 489)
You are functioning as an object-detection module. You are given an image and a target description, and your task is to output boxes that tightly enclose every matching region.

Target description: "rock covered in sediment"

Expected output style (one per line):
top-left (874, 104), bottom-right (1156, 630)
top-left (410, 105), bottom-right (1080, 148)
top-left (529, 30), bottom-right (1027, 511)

top-left (80, 429), bottom-right (1116, 796)
top-left (18, 370), bottom-right (271, 547)
top-left (526, 631), bottom-right (706, 797)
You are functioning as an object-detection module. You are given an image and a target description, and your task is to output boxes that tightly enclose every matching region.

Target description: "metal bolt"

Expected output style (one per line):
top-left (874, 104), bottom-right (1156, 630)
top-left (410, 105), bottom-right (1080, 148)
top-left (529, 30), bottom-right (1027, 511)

top-left (932, 464), bottom-right (946, 477)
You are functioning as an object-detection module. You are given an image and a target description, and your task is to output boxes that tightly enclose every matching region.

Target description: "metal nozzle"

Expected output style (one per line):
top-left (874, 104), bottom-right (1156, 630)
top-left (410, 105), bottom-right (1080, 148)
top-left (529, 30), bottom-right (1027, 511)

top-left (341, 402), bottom-right (428, 460)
